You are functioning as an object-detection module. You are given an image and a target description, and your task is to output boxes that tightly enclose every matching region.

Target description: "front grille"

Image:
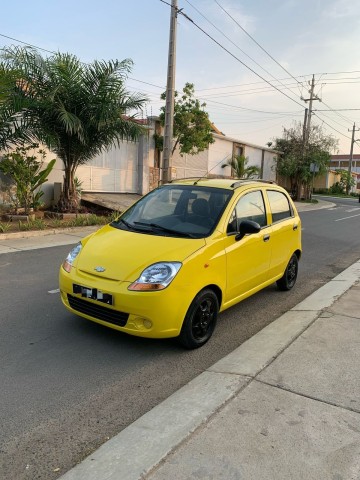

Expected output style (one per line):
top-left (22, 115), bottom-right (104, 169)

top-left (68, 294), bottom-right (129, 327)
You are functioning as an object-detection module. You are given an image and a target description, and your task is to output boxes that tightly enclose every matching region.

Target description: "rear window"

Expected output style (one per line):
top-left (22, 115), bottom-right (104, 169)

top-left (267, 190), bottom-right (293, 223)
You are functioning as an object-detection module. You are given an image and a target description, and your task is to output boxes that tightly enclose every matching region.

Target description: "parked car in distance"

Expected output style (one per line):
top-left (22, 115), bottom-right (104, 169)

top-left (59, 178), bottom-right (302, 348)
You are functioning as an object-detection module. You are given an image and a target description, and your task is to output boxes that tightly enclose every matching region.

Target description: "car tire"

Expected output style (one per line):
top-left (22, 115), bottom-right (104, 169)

top-left (178, 289), bottom-right (219, 349)
top-left (276, 253), bottom-right (298, 291)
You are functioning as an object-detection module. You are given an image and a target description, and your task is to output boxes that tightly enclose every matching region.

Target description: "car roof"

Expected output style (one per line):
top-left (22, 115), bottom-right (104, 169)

top-left (169, 177), bottom-right (278, 191)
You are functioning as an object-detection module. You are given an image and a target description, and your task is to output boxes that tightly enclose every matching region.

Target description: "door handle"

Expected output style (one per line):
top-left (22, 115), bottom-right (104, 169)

top-left (263, 234), bottom-right (270, 242)
top-left (293, 224), bottom-right (298, 231)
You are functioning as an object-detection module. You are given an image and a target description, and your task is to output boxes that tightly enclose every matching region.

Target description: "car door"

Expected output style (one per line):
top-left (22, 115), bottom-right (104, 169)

top-left (265, 189), bottom-right (301, 279)
top-left (223, 189), bottom-right (272, 304)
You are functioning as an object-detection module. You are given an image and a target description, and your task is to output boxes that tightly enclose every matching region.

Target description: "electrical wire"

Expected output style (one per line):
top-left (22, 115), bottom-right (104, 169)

top-left (313, 112), bottom-right (351, 140)
top-left (184, 0), bottom-right (304, 102)
top-left (1, 28), bottom-right (357, 143)
top-left (214, 0), bottom-right (302, 88)
top-left (172, 9), bottom-right (306, 109)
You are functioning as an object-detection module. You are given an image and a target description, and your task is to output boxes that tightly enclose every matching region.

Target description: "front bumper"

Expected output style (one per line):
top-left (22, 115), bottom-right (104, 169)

top-left (59, 267), bottom-right (192, 339)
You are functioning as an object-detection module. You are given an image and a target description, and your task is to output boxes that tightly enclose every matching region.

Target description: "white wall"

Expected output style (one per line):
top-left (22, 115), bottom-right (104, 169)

top-left (172, 149), bottom-right (208, 179)
top-left (208, 136), bottom-right (232, 175)
top-left (208, 136), bottom-right (278, 181)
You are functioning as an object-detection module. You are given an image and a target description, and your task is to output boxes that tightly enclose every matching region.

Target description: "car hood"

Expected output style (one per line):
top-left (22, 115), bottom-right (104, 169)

top-left (75, 224), bottom-right (206, 282)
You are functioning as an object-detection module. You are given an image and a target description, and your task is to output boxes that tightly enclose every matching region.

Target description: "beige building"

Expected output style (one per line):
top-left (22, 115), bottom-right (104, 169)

top-left (329, 154), bottom-right (360, 191)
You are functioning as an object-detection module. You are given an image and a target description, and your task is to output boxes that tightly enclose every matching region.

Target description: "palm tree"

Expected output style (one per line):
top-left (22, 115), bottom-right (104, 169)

top-left (0, 46), bottom-right (147, 211)
top-left (222, 154), bottom-right (260, 179)
top-left (0, 64), bottom-right (37, 150)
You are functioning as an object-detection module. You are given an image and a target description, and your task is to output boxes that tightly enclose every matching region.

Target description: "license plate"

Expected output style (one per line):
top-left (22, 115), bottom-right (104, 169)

top-left (73, 284), bottom-right (113, 305)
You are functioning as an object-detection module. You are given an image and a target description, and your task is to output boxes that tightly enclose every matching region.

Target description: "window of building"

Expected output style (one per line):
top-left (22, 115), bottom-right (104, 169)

top-left (233, 144), bottom-right (244, 158)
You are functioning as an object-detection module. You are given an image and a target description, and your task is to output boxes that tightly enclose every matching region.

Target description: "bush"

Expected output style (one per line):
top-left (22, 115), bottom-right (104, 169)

top-left (0, 145), bottom-right (56, 214)
top-left (313, 188), bottom-right (329, 194)
top-left (329, 182), bottom-right (344, 195)
top-left (0, 222), bottom-right (11, 233)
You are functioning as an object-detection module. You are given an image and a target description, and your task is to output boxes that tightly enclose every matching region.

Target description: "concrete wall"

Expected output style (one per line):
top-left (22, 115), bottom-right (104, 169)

top-left (173, 134), bottom-right (278, 181)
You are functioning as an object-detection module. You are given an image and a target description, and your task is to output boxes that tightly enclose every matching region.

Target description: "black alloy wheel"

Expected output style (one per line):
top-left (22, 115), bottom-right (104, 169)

top-left (277, 253), bottom-right (298, 291)
top-left (178, 289), bottom-right (219, 349)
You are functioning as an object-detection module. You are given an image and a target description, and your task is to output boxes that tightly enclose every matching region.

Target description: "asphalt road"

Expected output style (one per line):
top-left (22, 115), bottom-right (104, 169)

top-left (1, 196), bottom-right (360, 480)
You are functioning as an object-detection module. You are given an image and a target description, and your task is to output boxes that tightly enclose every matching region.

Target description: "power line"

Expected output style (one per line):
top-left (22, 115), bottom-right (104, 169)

top-left (315, 108), bottom-right (360, 112)
top-left (184, 0), bottom-right (304, 102)
top-left (201, 97), bottom-right (303, 115)
top-left (128, 78), bottom-right (164, 89)
top-left (315, 111), bottom-right (350, 131)
top-left (207, 114), bottom-right (299, 124)
top-left (313, 112), bottom-right (351, 140)
top-left (0, 29), bottom-right (304, 120)
top-left (1, 29), bottom-right (357, 141)
top-left (172, 8), bottom-right (306, 108)
top-left (198, 82), bottom-right (302, 99)
top-left (320, 100), bottom-right (354, 125)
top-left (0, 33), bottom-right (55, 54)
top-left (214, 0), bottom-right (302, 88)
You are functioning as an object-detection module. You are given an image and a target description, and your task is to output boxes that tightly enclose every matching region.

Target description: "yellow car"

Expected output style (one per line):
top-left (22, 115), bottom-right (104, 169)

top-left (59, 178), bottom-right (301, 348)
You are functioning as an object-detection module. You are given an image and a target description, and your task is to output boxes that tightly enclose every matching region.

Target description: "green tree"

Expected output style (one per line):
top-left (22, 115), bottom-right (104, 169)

top-left (0, 46), bottom-right (147, 211)
top-left (272, 122), bottom-right (338, 200)
top-left (159, 83), bottom-right (215, 156)
top-left (0, 144), bottom-right (55, 214)
top-left (0, 64), bottom-right (37, 149)
top-left (222, 154), bottom-right (260, 179)
top-left (337, 169), bottom-right (356, 194)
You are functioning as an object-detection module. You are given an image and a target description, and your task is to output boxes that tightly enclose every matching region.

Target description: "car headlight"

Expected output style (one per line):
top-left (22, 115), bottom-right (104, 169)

top-left (128, 262), bottom-right (182, 291)
top-left (62, 243), bottom-right (82, 273)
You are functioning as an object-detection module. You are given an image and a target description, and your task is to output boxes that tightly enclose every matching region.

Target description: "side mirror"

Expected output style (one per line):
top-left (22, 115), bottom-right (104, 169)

top-left (235, 220), bottom-right (261, 241)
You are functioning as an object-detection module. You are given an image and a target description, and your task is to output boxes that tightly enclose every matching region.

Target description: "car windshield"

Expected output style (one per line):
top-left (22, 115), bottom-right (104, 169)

top-left (111, 185), bottom-right (233, 238)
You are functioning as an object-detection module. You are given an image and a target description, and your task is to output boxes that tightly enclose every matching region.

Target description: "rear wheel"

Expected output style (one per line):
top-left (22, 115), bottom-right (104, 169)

top-left (178, 289), bottom-right (219, 349)
top-left (276, 253), bottom-right (298, 291)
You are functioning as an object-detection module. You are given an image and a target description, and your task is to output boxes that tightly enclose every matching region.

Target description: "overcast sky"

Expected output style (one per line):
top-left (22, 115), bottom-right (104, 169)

top-left (2, 0), bottom-right (360, 154)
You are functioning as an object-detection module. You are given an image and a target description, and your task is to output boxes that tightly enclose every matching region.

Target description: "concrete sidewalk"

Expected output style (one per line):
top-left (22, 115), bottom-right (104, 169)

top-left (57, 259), bottom-right (360, 480)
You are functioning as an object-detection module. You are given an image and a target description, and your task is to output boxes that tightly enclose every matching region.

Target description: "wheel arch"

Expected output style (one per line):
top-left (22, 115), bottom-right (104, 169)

top-left (202, 284), bottom-right (223, 309)
top-left (294, 249), bottom-right (302, 260)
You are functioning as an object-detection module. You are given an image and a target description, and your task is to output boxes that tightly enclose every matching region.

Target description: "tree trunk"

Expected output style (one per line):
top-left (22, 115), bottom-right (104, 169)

top-left (58, 161), bottom-right (79, 212)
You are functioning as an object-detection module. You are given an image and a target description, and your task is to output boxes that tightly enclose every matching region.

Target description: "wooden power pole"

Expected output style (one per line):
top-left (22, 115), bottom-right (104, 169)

top-left (347, 123), bottom-right (359, 194)
top-left (162, 0), bottom-right (178, 184)
top-left (301, 75), bottom-right (321, 148)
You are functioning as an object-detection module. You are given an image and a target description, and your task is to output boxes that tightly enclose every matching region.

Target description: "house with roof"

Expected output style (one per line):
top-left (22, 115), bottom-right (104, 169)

top-left (329, 154), bottom-right (360, 191)
top-left (1, 117), bottom-right (280, 207)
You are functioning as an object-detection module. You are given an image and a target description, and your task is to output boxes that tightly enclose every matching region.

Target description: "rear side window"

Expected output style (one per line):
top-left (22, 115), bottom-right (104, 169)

top-left (267, 190), bottom-right (293, 223)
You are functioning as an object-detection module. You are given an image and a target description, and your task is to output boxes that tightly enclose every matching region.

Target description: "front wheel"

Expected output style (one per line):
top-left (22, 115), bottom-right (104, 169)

top-left (276, 253), bottom-right (298, 291)
top-left (178, 289), bottom-right (219, 349)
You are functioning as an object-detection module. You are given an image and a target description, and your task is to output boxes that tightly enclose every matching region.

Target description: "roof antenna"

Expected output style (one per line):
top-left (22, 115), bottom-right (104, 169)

top-left (193, 154), bottom-right (231, 185)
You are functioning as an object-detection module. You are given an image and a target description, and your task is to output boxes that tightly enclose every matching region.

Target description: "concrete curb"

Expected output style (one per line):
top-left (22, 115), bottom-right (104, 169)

top-left (59, 260), bottom-right (360, 480)
top-left (0, 225), bottom-right (101, 241)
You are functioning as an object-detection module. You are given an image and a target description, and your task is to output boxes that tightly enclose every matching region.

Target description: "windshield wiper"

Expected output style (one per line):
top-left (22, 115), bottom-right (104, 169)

top-left (134, 221), bottom-right (195, 238)
top-left (112, 218), bottom-right (140, 231)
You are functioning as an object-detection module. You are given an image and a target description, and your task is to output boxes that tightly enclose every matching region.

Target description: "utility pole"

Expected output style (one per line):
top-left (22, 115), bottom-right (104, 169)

top-left (300, 75), bottom-right (321, 199)
top-left (162, 0), bottom-right (178, 184)
top-left (347, 123), bottom-right (359, 194)
top-left (301, 75), bottom-right (321, 148)
top-left (302, 108), bottom-right (308, 152)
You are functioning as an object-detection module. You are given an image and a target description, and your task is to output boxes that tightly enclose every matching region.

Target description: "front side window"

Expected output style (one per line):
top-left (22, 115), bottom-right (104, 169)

top-left (267, 190), bottom-right (293, 223)
top-left (227, 190), bottom-right (267, 234)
